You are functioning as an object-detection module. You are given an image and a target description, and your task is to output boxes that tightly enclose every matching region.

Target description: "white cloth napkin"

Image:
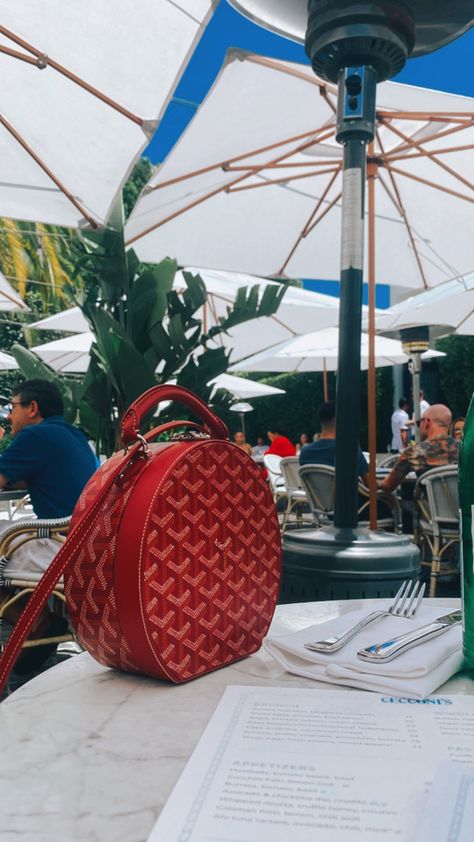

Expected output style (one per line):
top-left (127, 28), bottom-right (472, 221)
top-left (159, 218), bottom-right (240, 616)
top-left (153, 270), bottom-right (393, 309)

top-left (263, 601), bottom-right (464, 698)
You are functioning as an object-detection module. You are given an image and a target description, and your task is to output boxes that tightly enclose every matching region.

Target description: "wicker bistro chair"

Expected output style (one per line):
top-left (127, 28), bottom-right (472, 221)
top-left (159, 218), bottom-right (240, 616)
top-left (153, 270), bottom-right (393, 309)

top-left (263, 453), bottom-right (287, 504)
top-left (279, 457), bottom-right (310, 531)
top-left (0, 516), bottom-right (73, 660)
top-left (298, 464), bottom-right (401, 532)
top-left (413, 465), bottom-right (460, 598)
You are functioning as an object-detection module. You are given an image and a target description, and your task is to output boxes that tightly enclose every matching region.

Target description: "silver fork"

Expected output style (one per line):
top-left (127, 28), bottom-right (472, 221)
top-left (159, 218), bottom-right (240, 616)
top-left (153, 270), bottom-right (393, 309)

top-left (304, 580), bottom-right (426, 654)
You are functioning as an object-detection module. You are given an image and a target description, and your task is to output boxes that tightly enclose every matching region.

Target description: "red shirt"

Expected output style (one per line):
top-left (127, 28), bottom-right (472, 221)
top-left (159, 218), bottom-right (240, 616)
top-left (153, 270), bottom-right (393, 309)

top-left (266, 435), bottom-right (296, 458)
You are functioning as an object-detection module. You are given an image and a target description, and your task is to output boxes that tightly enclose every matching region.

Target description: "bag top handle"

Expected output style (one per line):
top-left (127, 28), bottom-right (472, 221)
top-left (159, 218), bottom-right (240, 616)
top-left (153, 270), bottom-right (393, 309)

top-left (121, 385), bottom-right (229, 446)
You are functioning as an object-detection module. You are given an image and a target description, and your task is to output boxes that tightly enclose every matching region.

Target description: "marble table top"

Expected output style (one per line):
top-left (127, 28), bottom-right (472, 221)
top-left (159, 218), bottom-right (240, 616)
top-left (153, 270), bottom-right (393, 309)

top-left (1, 598), bottom-right (471, 842)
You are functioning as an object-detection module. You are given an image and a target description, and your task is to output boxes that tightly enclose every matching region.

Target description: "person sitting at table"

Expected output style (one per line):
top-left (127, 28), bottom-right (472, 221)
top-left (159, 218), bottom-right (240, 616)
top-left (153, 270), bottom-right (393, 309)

top-left (378, 404), bottom-right (459, 494)
top-left (233, 430), bottom-right (253, 457)
top-left (251, 435), bottom-right (268, 458)
top-left (450, 416), bottom-right (465, 442)
top-left (299, 401), bottom-right (369, 484)
top-left (0, 379), bottom-right (98, 672)
top-left (266, 427), bottom-right (296, 458)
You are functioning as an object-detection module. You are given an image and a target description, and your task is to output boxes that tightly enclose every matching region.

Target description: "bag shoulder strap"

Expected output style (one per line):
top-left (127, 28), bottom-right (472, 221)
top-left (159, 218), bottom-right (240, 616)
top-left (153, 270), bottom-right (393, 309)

top-left (0, 442), bottom-right (144, 696)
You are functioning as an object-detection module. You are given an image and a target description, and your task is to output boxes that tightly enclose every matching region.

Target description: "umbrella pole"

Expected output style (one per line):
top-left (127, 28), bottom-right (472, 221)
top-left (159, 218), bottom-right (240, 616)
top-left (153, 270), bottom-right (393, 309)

top-left (412, 353), bottom-right (421, 442)
top-left (323, 357), bottom-right (328, 401)
top-left (367, 147), bottom-right (378, 530)
top-left (333, 66), bottom-right (377, 531)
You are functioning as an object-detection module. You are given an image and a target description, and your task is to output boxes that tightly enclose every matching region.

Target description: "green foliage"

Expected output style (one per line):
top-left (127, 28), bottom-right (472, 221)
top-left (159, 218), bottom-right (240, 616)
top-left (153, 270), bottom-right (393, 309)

top-left (12, 224), bottom-right (287, 455)
top-left (122, 158), bottom-right (153, 219)
top-left (436, 335), bottom-right (474, 417)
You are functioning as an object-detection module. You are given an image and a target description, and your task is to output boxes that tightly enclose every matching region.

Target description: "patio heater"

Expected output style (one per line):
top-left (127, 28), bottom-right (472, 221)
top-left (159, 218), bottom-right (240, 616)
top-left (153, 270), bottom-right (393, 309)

top-left (400, 326), bottom-right (430, 442)
top-left (230, 400), bottom-right (254, 435)
top-left (229, 0), bottom-right (473, 593)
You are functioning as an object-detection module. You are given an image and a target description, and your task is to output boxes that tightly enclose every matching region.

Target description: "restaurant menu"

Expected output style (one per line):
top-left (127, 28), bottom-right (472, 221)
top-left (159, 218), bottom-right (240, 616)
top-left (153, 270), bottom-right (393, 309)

top-left (148, 686), bottom-right (474, 842)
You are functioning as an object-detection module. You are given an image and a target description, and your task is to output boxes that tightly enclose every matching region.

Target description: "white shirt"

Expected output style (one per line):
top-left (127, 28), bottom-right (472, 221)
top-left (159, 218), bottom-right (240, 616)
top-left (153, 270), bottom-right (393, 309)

top-left (391, 408), bottom-right (409, 451)
top-left (419, 399), bottom-right (430, 416)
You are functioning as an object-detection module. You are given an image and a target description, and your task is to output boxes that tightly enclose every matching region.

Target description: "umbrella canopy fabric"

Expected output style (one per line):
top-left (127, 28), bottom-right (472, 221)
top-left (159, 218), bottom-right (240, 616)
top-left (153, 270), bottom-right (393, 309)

top-left (375, 271), bottom-right (474, 336)
top-left (29, 306), bottom-right (88, 333)
top-left (125, 53), bottom-right (474, 291)
top-left (0, 350), bottom-right (18, 370)
top-left (30, 332), bottom-right (93, 373)
top-left (0, 1), bottom-right (213, 229)
top-left (29, 268), bottom-right (341, 361)
top-left (0, 270), bottom-right (28, 311)
top-left (208, 373), bottom-right (284, 399)
top-left (230, 327), bottom-right (445, 373)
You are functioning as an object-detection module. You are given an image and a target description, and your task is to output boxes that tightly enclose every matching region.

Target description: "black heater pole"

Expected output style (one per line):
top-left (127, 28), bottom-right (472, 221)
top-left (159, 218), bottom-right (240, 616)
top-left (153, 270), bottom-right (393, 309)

top-left (333, 66), bottom-right (377, 530)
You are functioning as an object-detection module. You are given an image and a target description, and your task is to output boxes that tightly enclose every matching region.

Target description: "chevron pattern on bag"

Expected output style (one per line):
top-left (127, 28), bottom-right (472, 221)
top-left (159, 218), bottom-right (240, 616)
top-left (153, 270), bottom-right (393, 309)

top-left (65, 440), bottom-right (281, 682)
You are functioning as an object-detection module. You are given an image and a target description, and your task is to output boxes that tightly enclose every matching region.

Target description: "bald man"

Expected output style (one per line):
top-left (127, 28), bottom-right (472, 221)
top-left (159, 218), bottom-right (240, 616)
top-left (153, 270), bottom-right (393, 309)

top-left (379, 404), bottom-right (459, 493)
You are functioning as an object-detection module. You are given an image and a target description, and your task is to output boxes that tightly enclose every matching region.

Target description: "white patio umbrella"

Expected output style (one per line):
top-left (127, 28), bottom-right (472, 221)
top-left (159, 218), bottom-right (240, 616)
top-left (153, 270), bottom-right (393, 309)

top-left (230, 328), bottom-right (444, 373)
top-left (375, 271), bottom-right (474, 336)
top-left (0, 270), bottom-right (27, 312)
top-left (125, 53), bottom-right (474, 291)
top-left (29, 268), bottom-right (341, 361)
top-left (208, 373), bottom-right (285, 399)
top-left (29, 334), bottom-right (292, 398)
top-left (30, 332), bottom-right (93, 374)
top-left (29, 306), bottom-right (88, 333)
top-left (0, 350), bottom-right (18, 370)
top-left (0, 1), bottom-right (213, 229)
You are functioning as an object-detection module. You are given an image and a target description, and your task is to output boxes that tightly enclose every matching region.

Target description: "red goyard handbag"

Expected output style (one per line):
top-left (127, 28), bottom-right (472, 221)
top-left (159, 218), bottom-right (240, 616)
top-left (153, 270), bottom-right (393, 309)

top-left (0, 386), bottom-right (281, 693)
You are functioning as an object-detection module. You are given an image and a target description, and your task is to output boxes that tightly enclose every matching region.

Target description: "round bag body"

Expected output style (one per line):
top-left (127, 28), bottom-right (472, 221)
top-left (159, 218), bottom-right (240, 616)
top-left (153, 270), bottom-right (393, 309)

top-left (64, 392), bottom-right (281, 683)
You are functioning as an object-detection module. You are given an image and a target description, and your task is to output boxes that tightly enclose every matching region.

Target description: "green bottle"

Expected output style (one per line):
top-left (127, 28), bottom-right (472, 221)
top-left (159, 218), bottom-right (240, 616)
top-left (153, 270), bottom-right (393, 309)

top-left (460, 393), bottom-right (474, 667)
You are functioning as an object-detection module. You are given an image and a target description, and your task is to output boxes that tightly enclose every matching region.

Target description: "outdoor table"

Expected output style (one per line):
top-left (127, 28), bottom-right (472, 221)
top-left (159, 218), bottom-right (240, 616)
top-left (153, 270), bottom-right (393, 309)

top-left (0, 598), bottom-right (469, 842)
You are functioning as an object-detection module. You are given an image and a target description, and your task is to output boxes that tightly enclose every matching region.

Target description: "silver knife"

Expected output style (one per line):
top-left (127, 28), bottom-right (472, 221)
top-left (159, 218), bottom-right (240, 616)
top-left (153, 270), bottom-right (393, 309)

top-left (357, 610), bottom-right (462, 663)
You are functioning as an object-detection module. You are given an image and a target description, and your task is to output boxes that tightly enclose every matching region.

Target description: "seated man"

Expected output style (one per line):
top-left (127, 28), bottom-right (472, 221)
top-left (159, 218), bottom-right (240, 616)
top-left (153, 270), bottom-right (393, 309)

top-left (378, 404), bottom-right (459, 493)
top-left (0, 379), bottom-right (98, 672)
top-left (299, 400), bottom-right (369, 484)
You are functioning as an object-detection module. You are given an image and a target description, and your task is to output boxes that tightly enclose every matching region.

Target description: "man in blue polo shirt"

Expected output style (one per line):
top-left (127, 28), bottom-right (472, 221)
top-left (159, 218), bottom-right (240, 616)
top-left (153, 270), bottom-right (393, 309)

top-left (299, 400), bottom-right (369, 483)
top-left (0, 379), bottom-right (97, 672)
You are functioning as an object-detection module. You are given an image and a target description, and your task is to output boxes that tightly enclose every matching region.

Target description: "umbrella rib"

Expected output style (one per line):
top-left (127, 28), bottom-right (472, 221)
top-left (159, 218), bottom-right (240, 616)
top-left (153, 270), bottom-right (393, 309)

top-left (0, 24), bottom-right (144, 127)
top-left (0, 44), bottom-right (40, 65)
top-left (226, 160), bottom-right (341, 170)
top-left (226, 165), bottom-right (340, 193)
top-left (245, 53), bottom-right (338, 99)
top-left (305, 190), bottom-right (343, 236)
top-left (384, 142), bottom-right (474, 163)
top-left (456, 307), bottom-right (474, 331)
top-left (126, 131), bottom-right (336, 246)
top-left (0, 287), bottom-right (28, 309)
top-left (378, 120), bottom-right (473, 160)
top-left (377, 130), bottom-right (429, 289)
top-left (377, 109), bottom-right (472, 121)
top-left (277, 169), bottom-right (341, 275)
top-left (149, 125), bottom-right (334, 192)
top-left (386, 164), bottom-right (474, 203)
top-left (0, 113), bottom-right (98, 228)
top-left (381, 119), bottom-right (474, 194)
top-left (377, 171), bottom-right (404, 216)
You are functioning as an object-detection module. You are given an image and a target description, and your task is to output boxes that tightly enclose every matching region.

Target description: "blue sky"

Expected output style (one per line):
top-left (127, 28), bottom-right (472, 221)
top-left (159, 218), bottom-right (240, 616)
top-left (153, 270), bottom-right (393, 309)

top-left (145, 1), bottom-right (473, 305)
